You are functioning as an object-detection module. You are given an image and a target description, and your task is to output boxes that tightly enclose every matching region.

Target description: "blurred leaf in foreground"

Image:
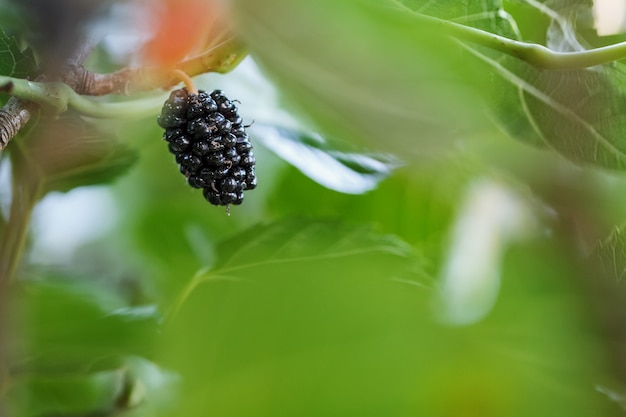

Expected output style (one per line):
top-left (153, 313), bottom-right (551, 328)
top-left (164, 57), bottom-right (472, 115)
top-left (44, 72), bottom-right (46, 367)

top-left (7, 368), bottom-right (127, 417)
top-left (12, 280), bottom-right (159, 372)
top-left (157, 218), bottom-right (618, 417)
top-left (39, 116), bottom-right (137, 194)
top-left (161, 218), bottom-right (432, 416)
top-left (10, 113), bottom-right (138, 196)
top-left (6, 355), bottom-right (181, 417)
top-left (6, 277), bottom-right (164, 416)
top-left (232, 0), bottom-right (491, 159)
top-left (234, 0), bottom-right (626, 170)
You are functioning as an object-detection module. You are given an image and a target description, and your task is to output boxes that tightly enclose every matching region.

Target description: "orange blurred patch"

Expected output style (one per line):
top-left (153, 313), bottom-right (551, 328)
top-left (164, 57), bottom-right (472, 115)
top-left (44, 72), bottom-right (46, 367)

top-left (140, 0), bottom-right (220, 68)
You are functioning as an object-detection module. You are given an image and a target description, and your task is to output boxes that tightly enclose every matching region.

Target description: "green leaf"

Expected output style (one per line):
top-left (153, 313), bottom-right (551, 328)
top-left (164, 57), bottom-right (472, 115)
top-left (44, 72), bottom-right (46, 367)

top-left (169, 218), bottom-right (430, 316)
top-left (161, 219), bottom-right (434, 416)
top-left (0, 26), bottom-right (37, 78)
top-left (12, 280), bottom-right (159, 371)
top-left (474, 49), bottom-right (626, 170)
top-left (397, 0), bottom-right (546, 148)
top-left (233, 0), bottom-right (626, 170)
top-left (427, 0), bottom-right (626, 169)
top-left (13, 113), bottom-right (138, 194)
top-left (6, 369), bottom-right (127, 417)
top-left (6, 356), bottom-right (181, 417)
top-left (253, 124), bottom-right (399, 194)
top-left (214, 218), bottom-right (421, 270)
top-left (265, 162), bottom-right (465, 264)
top-left (159, 218), bottom-right (618, 417)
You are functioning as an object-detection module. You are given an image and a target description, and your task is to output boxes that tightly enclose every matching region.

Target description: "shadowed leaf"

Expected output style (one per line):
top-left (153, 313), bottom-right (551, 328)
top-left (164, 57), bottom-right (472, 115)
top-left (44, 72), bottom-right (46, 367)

top-left (14, 114), bottom-right (138, 194)
top-left (0, 27), bottom-right (37, 78)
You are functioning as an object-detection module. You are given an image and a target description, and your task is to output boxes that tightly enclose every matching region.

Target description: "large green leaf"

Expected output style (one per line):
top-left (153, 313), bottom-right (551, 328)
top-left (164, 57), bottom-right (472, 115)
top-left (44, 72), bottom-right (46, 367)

top-left (474, 2), bottom-right (626, 169)
top-left (161, 219), bottom-right (433, 417)
top-left (233, 0), bottom-right (626, 169)
top-left (381, 0), bottom-right (626, 169)
top-left (158, 218), bottom-right (618, 417)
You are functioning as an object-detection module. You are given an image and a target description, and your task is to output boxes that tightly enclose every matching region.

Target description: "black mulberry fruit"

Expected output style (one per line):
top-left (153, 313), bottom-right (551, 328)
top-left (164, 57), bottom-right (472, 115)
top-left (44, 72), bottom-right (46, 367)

top-left (158, 88), bottom-right (257, 209)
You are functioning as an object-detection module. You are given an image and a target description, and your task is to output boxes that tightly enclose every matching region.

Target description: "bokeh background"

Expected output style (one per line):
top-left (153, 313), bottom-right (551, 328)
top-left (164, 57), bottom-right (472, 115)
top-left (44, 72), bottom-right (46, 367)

top-left (4, 0), bottom-right (626, 416)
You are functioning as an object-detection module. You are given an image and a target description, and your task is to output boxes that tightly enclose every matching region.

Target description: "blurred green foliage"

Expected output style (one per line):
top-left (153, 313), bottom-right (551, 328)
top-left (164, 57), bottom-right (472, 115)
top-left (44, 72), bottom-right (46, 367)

top-left (3, 0), bottom-right (626, 416)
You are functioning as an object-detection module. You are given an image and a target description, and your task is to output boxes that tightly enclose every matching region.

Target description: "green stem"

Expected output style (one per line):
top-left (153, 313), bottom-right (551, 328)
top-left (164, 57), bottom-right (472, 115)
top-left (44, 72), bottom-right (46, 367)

top-left (66, 92), bottom-right (167, 119)
top-left (0, 152), bottom-right (41, 285)
top-left (395, 2), bottom-right (626, 70)
top-left (0, 78), bottom-right (166, 119)
top-left (0, 77), bottom-right (68, 110)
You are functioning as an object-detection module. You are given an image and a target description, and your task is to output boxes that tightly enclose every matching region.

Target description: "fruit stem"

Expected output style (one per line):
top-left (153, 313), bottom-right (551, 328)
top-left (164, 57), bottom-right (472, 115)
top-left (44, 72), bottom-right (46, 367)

top-left (170, 69), bottom-right (198, 95)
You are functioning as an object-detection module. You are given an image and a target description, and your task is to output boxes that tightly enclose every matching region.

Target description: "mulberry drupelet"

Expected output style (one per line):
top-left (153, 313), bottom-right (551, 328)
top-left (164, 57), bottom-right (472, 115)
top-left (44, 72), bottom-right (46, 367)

top-left (158, 88), bottom-right (257, 208)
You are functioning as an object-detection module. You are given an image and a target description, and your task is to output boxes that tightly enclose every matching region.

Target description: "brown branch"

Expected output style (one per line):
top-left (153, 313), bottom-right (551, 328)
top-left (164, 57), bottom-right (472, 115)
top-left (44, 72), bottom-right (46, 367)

top-left (61, 65), bottom-right (134, 95)
top-left (62, 37), bottom-right (248, 96)
top-left (0, 97), bottom-right (39, 150)
top-left (0, 36), bottom-right (247, 150)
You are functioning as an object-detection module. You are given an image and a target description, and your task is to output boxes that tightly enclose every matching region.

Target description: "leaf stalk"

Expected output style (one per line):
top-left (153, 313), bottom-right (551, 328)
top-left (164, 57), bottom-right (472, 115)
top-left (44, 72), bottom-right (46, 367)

top-left (396, 2), bottom-right (626, 70)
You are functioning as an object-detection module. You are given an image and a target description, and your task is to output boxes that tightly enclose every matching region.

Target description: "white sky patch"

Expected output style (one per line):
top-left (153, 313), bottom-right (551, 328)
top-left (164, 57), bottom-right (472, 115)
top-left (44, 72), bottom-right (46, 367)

top-left (435, 179), bottom-right (536, 326)
top-left (29, 187), bottom-right (118, 265)
top-left (594, 0), bottom-right (626, 36)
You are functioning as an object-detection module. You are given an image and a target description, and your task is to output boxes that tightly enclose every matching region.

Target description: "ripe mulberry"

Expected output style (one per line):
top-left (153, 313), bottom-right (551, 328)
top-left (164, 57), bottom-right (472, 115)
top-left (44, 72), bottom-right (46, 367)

top-left (158, 88), bottom-right (256, 209)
